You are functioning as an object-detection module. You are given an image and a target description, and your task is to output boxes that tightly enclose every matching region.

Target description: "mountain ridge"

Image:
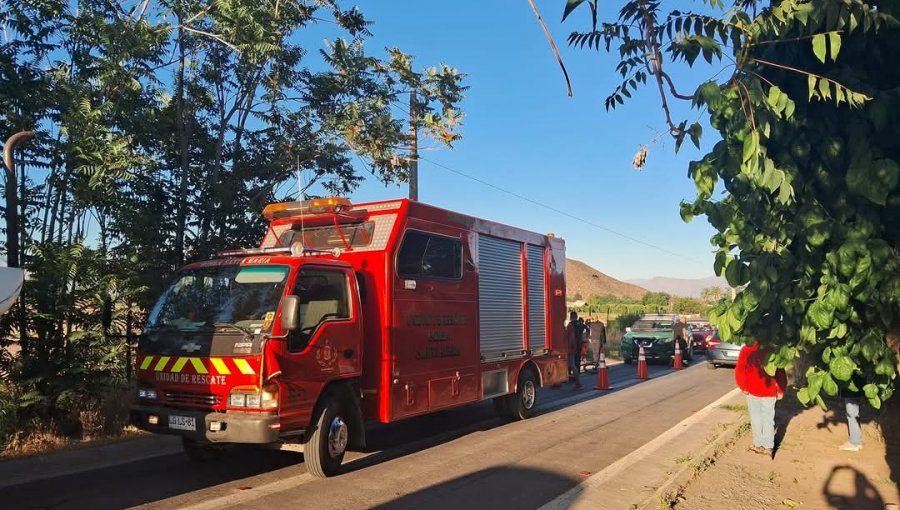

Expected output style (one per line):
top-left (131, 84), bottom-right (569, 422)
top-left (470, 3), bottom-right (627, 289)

top-left (565, 259), bottom-right (648, 300)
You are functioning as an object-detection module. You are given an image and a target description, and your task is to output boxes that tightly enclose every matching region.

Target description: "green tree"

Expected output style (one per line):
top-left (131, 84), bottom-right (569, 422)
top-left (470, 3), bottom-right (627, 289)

top-left (0, 0), bottom-right (467, 445)
top-left (642, 291), bottom-right (672, 308)
top-left (562, 0), bottom-right (899, 409)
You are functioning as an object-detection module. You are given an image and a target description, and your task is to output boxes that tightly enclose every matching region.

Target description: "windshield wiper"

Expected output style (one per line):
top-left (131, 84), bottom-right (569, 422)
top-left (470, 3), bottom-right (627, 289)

top-left (211, 322), bottom-right (255, 338)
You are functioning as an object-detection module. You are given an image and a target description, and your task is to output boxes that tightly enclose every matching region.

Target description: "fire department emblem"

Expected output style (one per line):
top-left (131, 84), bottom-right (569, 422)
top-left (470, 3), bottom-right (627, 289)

top-left (316, 339), bottom-right (338, 370)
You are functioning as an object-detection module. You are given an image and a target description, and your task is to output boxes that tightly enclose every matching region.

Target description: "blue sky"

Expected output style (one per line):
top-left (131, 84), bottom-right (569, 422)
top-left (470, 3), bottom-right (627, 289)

top-left (299, 1), bottom-right (725, 282)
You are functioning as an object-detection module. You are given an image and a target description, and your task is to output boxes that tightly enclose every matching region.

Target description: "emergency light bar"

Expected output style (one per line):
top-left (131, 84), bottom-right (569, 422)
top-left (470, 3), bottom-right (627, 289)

top-left (263, 197), bottom-right (352, 221)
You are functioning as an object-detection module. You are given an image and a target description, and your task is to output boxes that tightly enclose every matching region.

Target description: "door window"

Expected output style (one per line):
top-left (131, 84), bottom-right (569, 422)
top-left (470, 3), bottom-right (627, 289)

top-left (397, 231), bottom-right (462, 280)
top-left (288, 268), bottom-right (350, 352)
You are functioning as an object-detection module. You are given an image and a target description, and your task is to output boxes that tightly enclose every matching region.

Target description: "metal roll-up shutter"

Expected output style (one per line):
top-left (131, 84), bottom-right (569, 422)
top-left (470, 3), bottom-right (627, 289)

top-left (478, 235), bottom-right (524, 355)
top-left (526, 244), bottom-right (546, 353)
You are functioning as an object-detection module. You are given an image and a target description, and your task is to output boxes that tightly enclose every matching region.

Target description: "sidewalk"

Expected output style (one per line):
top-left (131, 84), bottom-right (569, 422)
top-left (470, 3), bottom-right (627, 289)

top-left (674, 392), bottom-right (899, 510)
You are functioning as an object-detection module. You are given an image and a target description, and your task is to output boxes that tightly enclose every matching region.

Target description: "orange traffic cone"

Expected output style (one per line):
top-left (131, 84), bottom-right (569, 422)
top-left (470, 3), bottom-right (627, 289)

top-left (673, 338), bottom-right (684, 370)
top-left (595, 344), bottom-right (612, 390)
top-left (636, 344), bottom-right (650, 380)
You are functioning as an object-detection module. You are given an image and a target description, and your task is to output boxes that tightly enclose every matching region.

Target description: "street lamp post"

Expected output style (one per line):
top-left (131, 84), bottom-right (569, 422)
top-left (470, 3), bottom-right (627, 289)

top-left (3, 130), bottom-right (34, 268)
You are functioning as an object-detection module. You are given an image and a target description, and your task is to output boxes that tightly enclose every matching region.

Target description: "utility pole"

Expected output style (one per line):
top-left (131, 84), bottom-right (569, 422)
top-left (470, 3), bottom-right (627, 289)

top-left (3, 130), bottom-right (34, 268)
top-left (408, 89), bottom-right (418, 201)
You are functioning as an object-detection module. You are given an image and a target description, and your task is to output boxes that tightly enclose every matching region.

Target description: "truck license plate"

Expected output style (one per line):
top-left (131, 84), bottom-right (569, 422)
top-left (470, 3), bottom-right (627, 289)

top-left (168, 415), bottom-right (196, 431)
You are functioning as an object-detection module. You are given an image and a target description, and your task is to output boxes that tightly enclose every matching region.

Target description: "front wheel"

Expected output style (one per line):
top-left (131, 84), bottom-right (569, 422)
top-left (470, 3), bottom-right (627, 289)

top-left (306, 396), bottom-right (349, 478)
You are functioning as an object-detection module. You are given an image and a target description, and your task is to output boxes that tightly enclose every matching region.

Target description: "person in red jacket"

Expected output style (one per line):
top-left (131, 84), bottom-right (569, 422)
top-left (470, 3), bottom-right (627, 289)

top-left (735, 341), bottom-right (788, 456)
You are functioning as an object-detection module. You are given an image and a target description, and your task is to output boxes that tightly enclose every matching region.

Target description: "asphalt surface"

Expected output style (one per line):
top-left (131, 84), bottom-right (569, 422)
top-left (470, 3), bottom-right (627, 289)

top-left (0, 355), bottom-right (735, 510)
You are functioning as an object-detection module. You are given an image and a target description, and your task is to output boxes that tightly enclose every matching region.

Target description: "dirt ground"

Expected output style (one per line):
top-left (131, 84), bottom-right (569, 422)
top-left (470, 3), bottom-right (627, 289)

top-left (674, 390), bottom-right (899, 510)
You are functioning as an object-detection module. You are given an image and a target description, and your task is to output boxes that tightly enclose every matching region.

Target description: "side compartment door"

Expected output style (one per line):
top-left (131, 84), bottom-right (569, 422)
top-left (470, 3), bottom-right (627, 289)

top-left (278, 267), bottom-right (362, 432)
top-left (391, 227), bottom-right (479, 420)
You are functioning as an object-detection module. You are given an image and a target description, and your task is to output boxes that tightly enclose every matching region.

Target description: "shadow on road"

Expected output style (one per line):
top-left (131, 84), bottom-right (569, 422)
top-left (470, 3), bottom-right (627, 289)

top-left (367, 466), bottom-right (576, 510)
top-left (821, 465), bottom-right (886, 510)
top-left (0, 445), bottom-right (302, 510)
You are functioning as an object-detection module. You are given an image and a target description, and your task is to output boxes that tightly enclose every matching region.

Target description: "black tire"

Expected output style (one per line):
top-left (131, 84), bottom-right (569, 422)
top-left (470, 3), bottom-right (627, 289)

top-left (623, 357), bottom-right (633, 364)
top-left (707, 361), bottom-right (718, 370)
top-left (507, 369), bottom-right (539, 421)
top-left (181, 437), bottom-right (221, 462)
top-left (686, 345), bottom-right (694, 362)
top-left (306, 395), bottom-right (349, 478)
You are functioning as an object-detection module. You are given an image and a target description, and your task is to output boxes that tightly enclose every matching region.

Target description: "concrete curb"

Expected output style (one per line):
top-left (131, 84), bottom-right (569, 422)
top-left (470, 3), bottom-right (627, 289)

top-left (636, 406), bottom-right (749, 509)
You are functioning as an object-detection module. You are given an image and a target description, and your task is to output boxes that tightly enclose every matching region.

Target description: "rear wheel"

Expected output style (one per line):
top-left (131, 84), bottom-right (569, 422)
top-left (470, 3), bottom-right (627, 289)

top-left (507, 369), bottom-right (539, 420)
top-left (306, 396), bottom-right (349, 478)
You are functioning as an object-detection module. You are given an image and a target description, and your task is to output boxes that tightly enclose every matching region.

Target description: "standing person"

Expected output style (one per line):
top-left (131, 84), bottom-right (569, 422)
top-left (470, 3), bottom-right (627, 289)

top-left (673, 316), bottom-right (690, 365)
top-left (566, 312), bottom-right (583, 389)
top-left (735, 341), bottom-right (788, 456)
top-left (839, 372), bottom-right (866, 452)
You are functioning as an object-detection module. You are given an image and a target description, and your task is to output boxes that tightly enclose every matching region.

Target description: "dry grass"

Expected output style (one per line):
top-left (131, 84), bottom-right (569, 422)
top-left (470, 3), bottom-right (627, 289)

top-left (1, 425), bottom-right (147, 461)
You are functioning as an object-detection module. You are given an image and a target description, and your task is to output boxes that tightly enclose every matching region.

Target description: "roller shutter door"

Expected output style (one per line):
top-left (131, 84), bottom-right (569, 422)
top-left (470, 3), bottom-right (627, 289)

top-left (478, 235), bottom-right (524, 355)
top-left (526, 244), bottom-right (546, 353)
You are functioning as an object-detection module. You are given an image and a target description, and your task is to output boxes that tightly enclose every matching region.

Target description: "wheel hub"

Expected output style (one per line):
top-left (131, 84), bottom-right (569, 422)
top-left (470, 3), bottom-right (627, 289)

top-left (522, 380), bottom-right (535, 409)
top-left (327, 416), bottom-right (348, 459)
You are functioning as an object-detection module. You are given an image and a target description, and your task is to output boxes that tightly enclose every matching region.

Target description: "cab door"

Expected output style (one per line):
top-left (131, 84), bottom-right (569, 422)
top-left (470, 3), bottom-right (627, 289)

top-left (277, 266), bottom-right (363, 432)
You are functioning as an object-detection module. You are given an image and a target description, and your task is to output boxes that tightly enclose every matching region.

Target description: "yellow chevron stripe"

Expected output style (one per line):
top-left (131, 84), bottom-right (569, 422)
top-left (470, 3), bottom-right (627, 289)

top-left (233, 358), bottom-right (255, 375)
top-left (189, 357), bottom-right (208, 374)
top-left (210, 358), bottom-right (230, 375)
top-left (171, 357), bottom-right (189, 373)
top-left (139, 356), bottom-right (153, 370)
top-left (154, 356), bottom-right (170, 371)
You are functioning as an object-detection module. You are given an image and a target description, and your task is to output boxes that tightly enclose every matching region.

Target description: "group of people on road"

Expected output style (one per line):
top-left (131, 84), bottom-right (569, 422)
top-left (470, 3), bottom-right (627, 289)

top-left (566, 311), bottom-right (607, 389)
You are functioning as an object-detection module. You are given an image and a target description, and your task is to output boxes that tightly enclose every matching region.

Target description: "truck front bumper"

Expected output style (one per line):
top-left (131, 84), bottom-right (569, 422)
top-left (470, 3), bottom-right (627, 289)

top-left (129, 405), bottom-right (281, 444)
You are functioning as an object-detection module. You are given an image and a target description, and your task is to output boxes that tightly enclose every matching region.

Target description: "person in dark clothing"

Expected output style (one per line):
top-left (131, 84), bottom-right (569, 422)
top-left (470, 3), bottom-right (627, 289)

top-left (565, 312), bottom-right (583, 389)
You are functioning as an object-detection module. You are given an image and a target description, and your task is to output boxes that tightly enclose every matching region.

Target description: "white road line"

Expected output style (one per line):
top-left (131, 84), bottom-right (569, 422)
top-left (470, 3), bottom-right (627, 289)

top-left (538, 386), bottom-right (742, 510)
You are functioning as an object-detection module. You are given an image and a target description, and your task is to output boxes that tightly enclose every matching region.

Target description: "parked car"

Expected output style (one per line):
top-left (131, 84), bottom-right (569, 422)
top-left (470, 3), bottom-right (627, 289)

top-left (621, 314), bottom-right (693, 364)
top-left (688, 320), bottom-right (714, 352)
top-left (706, 329), bottom-right (742, 368)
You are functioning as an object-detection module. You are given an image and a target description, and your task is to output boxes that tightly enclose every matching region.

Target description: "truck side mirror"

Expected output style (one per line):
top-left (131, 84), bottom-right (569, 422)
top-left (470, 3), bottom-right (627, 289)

top-left (280, 295), bottom-right (300, 331)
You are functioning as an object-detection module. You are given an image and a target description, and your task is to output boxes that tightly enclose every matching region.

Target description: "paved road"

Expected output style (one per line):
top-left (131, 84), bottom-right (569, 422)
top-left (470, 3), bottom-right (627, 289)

top-left (0, 356), bottom-right (737, 510)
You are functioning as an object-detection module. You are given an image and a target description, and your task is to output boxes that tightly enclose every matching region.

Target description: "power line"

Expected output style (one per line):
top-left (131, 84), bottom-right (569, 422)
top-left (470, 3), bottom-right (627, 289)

top-left (420, 156), bottom-right (709, 267)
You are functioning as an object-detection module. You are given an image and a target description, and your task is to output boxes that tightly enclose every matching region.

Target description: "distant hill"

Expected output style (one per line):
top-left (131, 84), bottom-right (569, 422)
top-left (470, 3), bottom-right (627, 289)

top-left (566, 259), bottom-right (648, 300)
top-left (627, 276), bottom-right (729, 298)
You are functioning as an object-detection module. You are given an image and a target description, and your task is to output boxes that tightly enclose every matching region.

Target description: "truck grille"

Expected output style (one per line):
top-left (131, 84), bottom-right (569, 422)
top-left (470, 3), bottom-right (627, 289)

top-left (165, 392), bottom-right (221, 406)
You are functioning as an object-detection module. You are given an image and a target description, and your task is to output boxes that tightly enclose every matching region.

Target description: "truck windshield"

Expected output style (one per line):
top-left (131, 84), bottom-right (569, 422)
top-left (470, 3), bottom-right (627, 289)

top-left (146, 265), bottom-right (289, 332)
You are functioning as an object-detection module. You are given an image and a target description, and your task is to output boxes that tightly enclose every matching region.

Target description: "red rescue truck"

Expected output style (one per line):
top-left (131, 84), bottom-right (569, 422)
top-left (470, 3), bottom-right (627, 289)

top-left (130, 197), bottom-right (568, 477)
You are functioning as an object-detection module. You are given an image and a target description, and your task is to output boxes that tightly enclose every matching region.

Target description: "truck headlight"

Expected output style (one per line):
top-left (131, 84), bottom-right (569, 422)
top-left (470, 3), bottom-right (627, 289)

top-left (138, 387), bottom-right (158, 401)
top-left (230, 384), bottom-right (278, 409)
top-left (245, 394), bottom-right (261, 407)
top-left (229, 393), bottom-right (247, 407)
